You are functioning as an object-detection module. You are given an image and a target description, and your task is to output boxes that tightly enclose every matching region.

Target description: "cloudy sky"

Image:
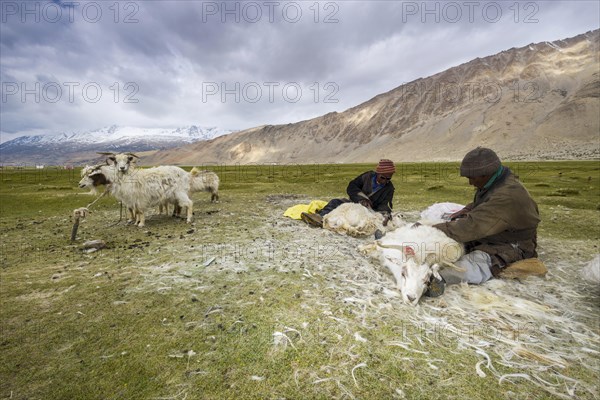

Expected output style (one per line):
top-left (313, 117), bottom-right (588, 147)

top-left (1, 0), bottom-right (598, 142)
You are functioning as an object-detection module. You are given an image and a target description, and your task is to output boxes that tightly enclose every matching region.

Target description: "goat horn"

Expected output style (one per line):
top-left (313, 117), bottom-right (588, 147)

top-left (375, 241), bottom-right (407, 251)
top-left (97, 152), bottom-right (116, 156)
top-left (126, 152), bottom-right (140, 158)
top-left (442, 261), bottom-right (466, 272)
top-left (375, 241), bottom-right (417, 257)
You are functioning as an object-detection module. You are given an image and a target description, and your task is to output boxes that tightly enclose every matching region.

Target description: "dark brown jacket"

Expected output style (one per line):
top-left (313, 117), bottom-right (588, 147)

top-left (433, 168), bottom-right (540, 269)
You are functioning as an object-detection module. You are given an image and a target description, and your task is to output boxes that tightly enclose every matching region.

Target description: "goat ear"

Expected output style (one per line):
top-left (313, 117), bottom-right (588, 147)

top-left (106, 157), bottom-right (116, 166)
top-left (431, 264), bottom-right (442, 281)
top-left (402, 245), bottom-right (416, 258)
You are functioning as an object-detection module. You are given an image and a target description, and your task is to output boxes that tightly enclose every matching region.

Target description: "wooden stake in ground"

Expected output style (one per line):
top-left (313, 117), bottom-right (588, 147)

top-left (70, 207), bottom-right (89, 242)
top-left (69, 188), bottom-right (109, 241)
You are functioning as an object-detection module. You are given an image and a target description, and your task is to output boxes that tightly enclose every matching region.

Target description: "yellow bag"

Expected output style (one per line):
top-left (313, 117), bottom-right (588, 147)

top-left (283, 200), bottom-right (328, 220)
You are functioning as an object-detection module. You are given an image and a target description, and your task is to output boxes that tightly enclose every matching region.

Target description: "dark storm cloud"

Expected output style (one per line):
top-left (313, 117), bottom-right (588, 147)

top-left (0, 0), bottom-right (598, 141)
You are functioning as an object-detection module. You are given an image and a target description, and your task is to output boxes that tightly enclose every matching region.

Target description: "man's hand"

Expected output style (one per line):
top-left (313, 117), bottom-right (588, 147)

top-left (382, 213), bottom-right (391, 227)
top-left (359, 199), bottom-right (373, 209)
top-left (449, 207), bottom-right (471, 221)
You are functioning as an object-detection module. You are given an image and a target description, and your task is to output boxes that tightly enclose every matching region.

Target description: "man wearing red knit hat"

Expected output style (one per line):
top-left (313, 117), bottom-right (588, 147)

top-left (301, 159), bottom-right (396, 228)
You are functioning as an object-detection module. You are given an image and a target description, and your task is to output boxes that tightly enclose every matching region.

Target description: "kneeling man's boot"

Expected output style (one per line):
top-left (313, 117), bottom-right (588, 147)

top-left (424, 276), bottom-right (445, 298)
top-left (301, 212), bottom-right (323, 228)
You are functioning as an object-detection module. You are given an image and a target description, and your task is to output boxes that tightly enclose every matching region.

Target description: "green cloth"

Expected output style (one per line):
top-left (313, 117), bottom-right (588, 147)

top-left (483, 165), bottom-right (504, 190)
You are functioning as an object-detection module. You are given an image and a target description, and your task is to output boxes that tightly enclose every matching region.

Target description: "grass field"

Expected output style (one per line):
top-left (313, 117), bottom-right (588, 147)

top-left (1, 161), bottom-right (599, 399)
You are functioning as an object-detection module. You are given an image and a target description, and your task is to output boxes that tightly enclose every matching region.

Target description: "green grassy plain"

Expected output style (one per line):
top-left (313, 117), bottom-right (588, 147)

top-left (1, 161), bottom-right (598, 399)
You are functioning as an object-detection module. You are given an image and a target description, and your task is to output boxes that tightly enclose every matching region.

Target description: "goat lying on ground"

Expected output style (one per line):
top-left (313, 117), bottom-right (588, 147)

top-left (323, 202), bottom-right (402, 237)
top-left (362, 223), bottom-right (464, 305)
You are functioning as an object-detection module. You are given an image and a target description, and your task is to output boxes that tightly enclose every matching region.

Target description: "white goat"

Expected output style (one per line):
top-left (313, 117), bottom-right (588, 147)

top-left (164, 167), bottom-right (221, 216)
top-left (79, 164), bottom-right (107, 194)
top-left (80, 163), bottom-right (175, 224)
top-left (80, 161), bottom-right (219, 223)
top-left (79, 163), bottom-right (139, 223)
top-left (323, 202), bottom-right (402, 237)
top-left (419, 202), bottom-right (465, 224)
top-left (581, 254), bottom-right (600, 285)
top-left (97, 153), bottom-right (194, 227)
top-left (190, 167), bottom-right (220, 203)
top-left (158, 167), bottom-right (220, 217)
top-left (366, 224), bottom-right (464, 305)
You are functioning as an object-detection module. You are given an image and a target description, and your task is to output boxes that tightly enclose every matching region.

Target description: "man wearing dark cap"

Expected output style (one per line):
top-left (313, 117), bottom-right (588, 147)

top-left (425, 147), bottom-right (540, 295)
top-left (301, 159), bottom-right (396, 228)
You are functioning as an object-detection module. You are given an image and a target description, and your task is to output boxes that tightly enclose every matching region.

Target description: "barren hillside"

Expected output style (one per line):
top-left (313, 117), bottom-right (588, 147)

top-left (143, 30), bottom-right (599, 165)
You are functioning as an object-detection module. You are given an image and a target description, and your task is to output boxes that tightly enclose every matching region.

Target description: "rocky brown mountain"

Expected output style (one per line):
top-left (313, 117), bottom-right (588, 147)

top-left (142, 30), bottom-right (599, 165)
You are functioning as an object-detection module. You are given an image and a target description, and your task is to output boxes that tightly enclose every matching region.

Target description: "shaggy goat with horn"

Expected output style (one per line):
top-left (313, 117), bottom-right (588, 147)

top-left (86, 152), bottom-right (194, 227)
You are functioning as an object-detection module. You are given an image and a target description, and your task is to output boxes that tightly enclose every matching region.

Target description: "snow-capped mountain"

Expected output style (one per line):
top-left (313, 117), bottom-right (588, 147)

top-left (0, 125), bottom-right (233, 165)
